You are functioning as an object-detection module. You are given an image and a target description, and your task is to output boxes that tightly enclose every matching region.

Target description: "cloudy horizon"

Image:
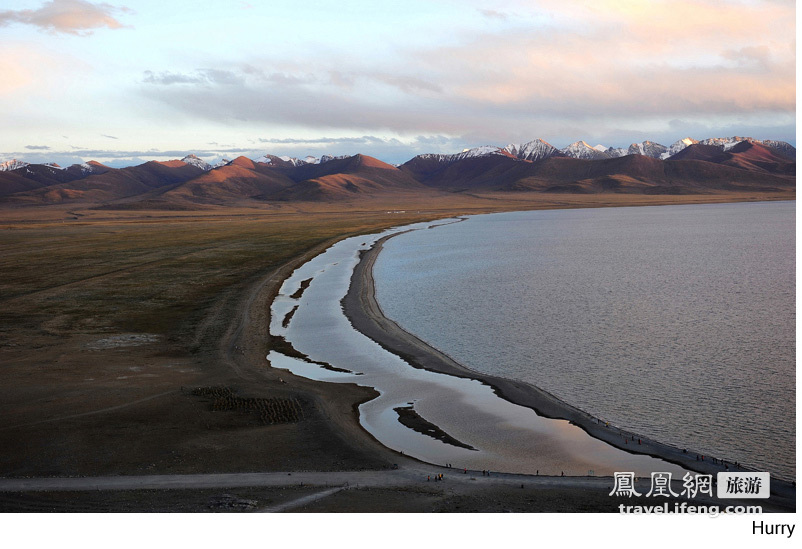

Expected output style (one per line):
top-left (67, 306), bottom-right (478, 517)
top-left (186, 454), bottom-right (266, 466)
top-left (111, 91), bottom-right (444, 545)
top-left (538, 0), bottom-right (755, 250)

top-left (1, 0), bottom-right (796, 167)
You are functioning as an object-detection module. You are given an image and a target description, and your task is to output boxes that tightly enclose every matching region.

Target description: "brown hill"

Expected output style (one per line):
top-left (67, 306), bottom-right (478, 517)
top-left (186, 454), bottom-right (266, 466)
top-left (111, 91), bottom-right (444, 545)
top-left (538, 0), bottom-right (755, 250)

top-left (667, 142), bottom-right (795, 177)
top-left (159, 156), bottom-right (295, 204)
top-left (273, 154), bottom-right (425, 201)
top-left (667, 144), bottom-right (730, 164)
top-left (0, 163), bottom-right (110, 198)
top-left (399, 154), bottom-right (526, 190)
top-left (722, 142), bottom-right (795, 175)
top-left (1, 160), bottom-right (205, 205)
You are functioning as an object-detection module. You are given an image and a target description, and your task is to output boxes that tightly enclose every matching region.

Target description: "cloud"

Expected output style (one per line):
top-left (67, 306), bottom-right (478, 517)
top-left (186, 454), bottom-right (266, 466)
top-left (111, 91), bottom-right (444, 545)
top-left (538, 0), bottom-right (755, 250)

top-left (101, 134), bottom-right (118, 139)
top-left (0, 0), bottom-right (132, 36)
top-left (258, 136), bottom-right (396, 146)
top-left (478, 9), bottom-right (508, 20)
top-left (143, 69), bottom-right (247, 86)
top-left (411, 1), bottom-right (795, 122)
top-left (721, 46), bottom-right (772, 70)
top-left (143, 71), bottom-right (207, 86)
top-left (373, 74), bottom-right (442, 94)
top-left (135, 0), bottom-right (792, 149)
top-left (25, 145), bottom-right (51, 150)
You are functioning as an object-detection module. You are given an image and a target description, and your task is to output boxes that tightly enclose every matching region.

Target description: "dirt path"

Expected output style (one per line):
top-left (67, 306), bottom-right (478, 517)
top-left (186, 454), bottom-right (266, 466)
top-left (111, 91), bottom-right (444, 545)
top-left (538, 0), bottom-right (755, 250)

top-left (259, 486), bottom-right (346, 512)
top-left (0, 467), bottom-right (621, 493)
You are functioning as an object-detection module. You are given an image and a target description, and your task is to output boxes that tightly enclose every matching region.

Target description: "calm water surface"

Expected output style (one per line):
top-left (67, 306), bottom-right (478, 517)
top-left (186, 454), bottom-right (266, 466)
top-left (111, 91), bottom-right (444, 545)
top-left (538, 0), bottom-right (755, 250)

top-left (269, 220), bottom-right (685, 476)
top-left (374, 201), bottom-right (795, 480)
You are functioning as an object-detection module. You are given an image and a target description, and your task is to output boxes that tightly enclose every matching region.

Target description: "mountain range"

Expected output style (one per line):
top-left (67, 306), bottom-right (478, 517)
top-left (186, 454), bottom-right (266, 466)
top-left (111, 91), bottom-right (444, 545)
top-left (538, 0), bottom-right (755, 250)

top-left (0, 136), bottom-right (794, 208)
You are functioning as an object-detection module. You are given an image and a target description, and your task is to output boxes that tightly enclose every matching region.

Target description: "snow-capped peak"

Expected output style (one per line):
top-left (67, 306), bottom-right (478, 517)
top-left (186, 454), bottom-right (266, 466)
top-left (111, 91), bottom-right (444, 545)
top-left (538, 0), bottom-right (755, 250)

top-left (503, 139), bottom-right (560, 162)
top-left (459, 145), bottom-right (504, 157)
top-left (181, 154), bottom-right (212, 171)
top-left (605, 147), bottom-right (628, 158)
top-left (627, 140), bottom-right (668, 159)
top-left (660, 137), bottom-right (699, 159)
top-left (0, 159), bottom-right (29, 171)
top-left (698, 136), bottom-right (750, 151)
top-left (277, 155), bottom-right (308, 167)
top-left (211, 158), bottom-right (230, 169)
top-left (560, 141), bottom-right (610, 160)
top-left (592, 144), bottom-right (608, 152)
top-left (416, 145), bottom-right (508, 163)
top-left (254, 153), bottom-right (349, 166)
top-left (320, 154), bottom-right (348, 163)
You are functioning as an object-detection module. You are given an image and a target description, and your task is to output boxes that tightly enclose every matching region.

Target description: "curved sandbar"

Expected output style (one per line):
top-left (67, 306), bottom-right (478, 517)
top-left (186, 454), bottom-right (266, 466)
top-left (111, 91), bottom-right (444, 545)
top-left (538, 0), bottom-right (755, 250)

top-left (342, 229), bottom-right (795, 500)
top-left (271, 222), bottom-right (686, 477)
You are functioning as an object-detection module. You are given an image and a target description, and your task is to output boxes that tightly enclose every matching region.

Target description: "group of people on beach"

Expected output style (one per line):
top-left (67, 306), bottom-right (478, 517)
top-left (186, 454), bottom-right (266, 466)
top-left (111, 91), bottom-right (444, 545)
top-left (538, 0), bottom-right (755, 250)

top-left (427, 467), bottom-right (494, 481)
top-left (682, 448), bottom-right (737, 469)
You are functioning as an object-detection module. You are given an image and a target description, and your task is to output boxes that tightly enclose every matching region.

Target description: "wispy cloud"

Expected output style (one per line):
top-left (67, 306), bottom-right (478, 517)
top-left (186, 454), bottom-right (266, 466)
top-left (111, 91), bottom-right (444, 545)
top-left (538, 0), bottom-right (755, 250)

top-left (143, 69), bottom-right (246, 86)
top-left (257, 136), bottom-right (398, 145)
top-left (101, 134), bottom-right (118, 139)
top-left (478, 8), bottom-right (508, 20)
top-left (25, 145), bottom-right (51, 150)
top-left (0, 0), bottom-right (133, 36)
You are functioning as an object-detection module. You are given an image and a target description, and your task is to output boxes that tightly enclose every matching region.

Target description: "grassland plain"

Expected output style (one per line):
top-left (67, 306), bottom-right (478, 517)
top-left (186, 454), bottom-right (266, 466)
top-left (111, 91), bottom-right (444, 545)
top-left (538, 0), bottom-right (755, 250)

top-left (0, 190), bottom-right (794, 512)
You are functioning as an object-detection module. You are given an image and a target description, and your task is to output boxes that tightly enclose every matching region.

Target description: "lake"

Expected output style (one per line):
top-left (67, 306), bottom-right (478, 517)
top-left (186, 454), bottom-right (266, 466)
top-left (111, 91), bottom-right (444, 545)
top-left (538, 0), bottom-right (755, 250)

top-left (374, 201), bottom-right (795, 480)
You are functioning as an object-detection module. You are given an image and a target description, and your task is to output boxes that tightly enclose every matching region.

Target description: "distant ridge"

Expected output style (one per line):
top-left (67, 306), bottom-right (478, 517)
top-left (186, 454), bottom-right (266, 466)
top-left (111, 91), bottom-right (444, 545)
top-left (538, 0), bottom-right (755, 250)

top-left (0, 136), bottom-right (794, 207)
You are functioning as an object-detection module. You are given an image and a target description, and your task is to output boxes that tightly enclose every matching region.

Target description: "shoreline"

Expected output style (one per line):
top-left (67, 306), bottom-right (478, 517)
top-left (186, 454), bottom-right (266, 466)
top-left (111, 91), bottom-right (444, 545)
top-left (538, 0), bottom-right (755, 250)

top-left (340, 215), bottom-right (796, 499)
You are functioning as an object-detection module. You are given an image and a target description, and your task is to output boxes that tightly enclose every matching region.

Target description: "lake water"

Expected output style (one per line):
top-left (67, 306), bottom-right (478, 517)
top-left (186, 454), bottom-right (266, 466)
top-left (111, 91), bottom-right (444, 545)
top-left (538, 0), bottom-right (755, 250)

top-left (374, 201), bottom-right (796, 481)
top-left (269, 219), bottom-right (686, 477)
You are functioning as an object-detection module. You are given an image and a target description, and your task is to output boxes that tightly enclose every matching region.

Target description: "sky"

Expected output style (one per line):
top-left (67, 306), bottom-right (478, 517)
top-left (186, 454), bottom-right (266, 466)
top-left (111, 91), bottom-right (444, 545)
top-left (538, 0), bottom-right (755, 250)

top-left (0, 0), bottom-right (796, 167)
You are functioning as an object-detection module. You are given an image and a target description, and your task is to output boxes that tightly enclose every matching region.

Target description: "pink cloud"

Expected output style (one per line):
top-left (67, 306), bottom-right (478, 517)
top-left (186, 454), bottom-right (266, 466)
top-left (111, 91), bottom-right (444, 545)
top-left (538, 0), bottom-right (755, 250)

top-left (413, 0), bottom-right (795, 117)
top-left (0, 0), bottom-right (132, 36)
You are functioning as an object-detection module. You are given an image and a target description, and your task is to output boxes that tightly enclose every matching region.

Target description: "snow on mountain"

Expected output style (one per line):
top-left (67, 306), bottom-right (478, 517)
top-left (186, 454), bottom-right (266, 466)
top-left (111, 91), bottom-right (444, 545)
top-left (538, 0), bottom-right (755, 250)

top-left (560, 141), bottom-right (610, 160)
top-left (627, 140), bottom-right (668, 159)
top-left (592, 144), bottom-right (607, 152)
top-left (605, 147), bottom-right (628, 158)
top-left (504, 139), bottom-right (560, 162)
top-left (0, 159), bottom-right (29, 171)
top-left (760, 140), bottom-right (796, 158)
top-left (254, 153), bottom-right (349, 166)
top-left (458, 145), bottom-right (505, 158)
top-left (181, 154), bottom-right (212, 171)
top-left (211, 158), bottom-right (231, 168)
top-left (696, 136), bottom-right (795, 158)
top-left (278, 155), bottom-right (309, 167)
top-left (416, 145), bottom-right (510, 164)
top-left (43, 162), bottom-right (65, 170)
top-left (320, 154), bottom-right (349, 163)
top-left (698, 136), bottom-right (751, 151)
top-left (660, 138), bottom-right (699, 159)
